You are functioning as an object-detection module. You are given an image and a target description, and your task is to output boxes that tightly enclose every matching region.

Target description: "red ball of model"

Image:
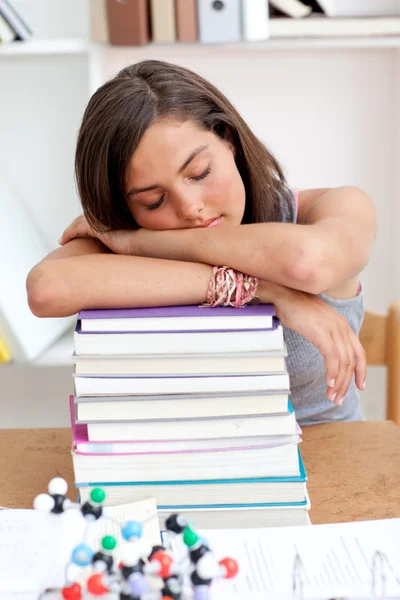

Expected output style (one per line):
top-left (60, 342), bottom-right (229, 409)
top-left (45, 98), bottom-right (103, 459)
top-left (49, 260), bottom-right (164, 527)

top-left (61, 582), bottom-right (82, 600)
top-left (86, 573), bottom-right (110, 595)
top-left (219, 557), bottom-right (239, 579)
top-left (150, 550), bottom-right (174, 579)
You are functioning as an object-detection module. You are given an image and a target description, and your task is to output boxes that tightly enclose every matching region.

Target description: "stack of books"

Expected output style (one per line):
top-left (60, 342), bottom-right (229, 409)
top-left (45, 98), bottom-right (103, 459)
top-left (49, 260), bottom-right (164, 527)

top-left (70, 304), bottom-right (310, 528)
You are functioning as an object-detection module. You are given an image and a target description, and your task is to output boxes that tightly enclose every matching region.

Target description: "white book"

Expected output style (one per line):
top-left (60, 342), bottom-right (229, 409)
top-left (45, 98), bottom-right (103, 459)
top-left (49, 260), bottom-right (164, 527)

top-left (75, 391), bottom-right (290, 421)
top-left (74, 325), bottom-right (284, 355)
top-left (270, 15), bottom-right (400, 37)
top-left (74, 348), bottom-right (287, 376)
top-left (74, 476), bottom-right (307, 505)
top-left (86, 409), bottom-right (297, 441)
top-left (73, 440), bottom-right (303, 483)
top-left (241, 0), bottom-right (270, 41)
top-left (74, 371), bottom-right (290, 398)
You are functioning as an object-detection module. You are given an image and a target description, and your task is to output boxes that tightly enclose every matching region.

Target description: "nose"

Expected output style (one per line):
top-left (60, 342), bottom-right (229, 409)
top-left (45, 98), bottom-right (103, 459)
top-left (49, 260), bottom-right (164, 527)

top-left (174, 189), bottom-right (204, 222)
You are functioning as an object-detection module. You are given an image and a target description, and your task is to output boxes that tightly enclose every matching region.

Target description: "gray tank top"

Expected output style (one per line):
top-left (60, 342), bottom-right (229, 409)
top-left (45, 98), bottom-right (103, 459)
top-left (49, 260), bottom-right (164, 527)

top-left (280, 190), bottom-right (364, 425)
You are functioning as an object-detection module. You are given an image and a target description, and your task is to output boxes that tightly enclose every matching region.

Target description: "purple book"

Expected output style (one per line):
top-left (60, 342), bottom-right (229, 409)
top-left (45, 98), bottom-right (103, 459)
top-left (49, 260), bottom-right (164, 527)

top-left (78, 304), bottom-right (277, 334)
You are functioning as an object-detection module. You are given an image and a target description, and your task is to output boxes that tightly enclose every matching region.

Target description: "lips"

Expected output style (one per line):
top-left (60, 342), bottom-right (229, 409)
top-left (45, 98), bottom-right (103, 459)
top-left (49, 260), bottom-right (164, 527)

top-left (197, 217), bottom-right (222, 228)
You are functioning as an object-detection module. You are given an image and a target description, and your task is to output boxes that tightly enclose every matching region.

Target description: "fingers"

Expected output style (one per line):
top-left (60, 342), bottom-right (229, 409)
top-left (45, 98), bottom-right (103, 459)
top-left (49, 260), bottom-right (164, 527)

top-left (59, 216), bottom-right (91, 245)
top-left (330, 327), bottom-right (355, 406)
top-left (324, 324), bottom-right (366, 407)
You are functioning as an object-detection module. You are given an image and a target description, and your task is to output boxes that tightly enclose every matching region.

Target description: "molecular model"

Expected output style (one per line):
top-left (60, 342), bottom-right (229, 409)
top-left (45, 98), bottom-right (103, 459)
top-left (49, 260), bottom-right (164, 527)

top-left (33, 477), bottom-right (239, 600)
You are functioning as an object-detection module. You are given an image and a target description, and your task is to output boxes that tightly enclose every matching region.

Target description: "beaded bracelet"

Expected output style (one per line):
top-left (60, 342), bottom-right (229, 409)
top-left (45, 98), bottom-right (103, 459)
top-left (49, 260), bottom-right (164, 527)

top-left (201, 266), bottom-right (260, 308)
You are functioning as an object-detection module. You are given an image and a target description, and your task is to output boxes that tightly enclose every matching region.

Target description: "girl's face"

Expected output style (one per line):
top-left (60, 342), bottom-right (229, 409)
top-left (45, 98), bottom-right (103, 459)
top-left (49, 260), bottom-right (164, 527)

top-left (125, 119), bottom-right (246, 230)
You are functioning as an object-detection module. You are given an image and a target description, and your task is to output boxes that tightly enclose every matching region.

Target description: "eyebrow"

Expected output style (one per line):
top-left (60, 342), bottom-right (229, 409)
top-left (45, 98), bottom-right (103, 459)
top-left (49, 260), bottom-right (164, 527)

top-left (127, 144), bottom-right (209, 196)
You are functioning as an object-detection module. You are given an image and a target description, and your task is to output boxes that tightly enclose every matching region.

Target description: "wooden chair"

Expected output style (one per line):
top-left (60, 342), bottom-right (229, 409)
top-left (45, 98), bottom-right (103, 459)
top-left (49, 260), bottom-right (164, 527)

top-left (359, 302), bottom-right (400, 426)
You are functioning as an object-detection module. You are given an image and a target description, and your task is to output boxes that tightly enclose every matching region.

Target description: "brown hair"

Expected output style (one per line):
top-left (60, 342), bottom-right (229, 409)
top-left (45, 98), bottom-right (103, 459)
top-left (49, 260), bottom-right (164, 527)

top-left (75, 59), bottom-right (293, 232)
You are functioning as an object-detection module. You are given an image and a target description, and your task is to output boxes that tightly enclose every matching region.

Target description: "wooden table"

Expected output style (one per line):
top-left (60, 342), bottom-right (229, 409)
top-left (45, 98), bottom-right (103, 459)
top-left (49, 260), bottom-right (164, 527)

top-left (1, 421), bottom-right (400, 524)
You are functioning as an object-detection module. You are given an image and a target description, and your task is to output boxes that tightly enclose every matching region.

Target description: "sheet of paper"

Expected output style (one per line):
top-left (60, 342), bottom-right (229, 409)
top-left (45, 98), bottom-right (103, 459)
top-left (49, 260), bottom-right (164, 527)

top-left (186, 519), bottom-right (400, 599)
top-left (0, 498), bottom-right (160, 593)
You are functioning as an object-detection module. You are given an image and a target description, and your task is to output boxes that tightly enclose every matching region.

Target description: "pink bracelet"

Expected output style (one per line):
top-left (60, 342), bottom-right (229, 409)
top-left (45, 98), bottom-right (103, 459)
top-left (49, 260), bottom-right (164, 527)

top-left (201, 266), bottom-right (260, 308)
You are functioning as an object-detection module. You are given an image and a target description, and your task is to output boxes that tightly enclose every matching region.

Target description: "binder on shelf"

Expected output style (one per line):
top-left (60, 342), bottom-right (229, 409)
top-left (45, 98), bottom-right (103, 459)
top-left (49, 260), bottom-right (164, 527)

top-left (106, 0), bottom-right (150, 46)
top-left (175, 0), bottom-right (198, 42)
top-left (241, 0), bottom-right (270, 42)
top-left (197, 0), bottom-right (241, 44)
top-left (150, 0), bottom-right (176, 43)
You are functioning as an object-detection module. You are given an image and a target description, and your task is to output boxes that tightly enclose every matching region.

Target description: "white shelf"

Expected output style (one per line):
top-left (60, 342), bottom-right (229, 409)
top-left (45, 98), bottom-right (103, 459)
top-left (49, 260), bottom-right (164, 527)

top-left (1, 35), bottom-right (400, 59)
top-left (0, 38), bottom-right (90, 56)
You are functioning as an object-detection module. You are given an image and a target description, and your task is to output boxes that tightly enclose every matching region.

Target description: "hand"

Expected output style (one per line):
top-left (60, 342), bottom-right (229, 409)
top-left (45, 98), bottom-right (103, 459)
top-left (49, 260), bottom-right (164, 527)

top-left (263, 284), bottom-right (366, 405)
top-left (59, 214), bottom-right (136, 255)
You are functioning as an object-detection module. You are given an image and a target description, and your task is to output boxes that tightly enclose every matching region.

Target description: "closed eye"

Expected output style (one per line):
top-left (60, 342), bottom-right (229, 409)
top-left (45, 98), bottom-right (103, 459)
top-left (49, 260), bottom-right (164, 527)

top-left (191, 166), bottom-right (211, 181)
top-left (147, 195), bottom-right (165, 211)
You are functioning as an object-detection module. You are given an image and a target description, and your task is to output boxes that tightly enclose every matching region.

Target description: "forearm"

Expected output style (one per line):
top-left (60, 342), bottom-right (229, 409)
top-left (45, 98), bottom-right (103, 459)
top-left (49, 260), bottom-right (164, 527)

top-left (135, 223), bottom-right (316, 292)
top-left (27, 253), bottom-right (213, 317)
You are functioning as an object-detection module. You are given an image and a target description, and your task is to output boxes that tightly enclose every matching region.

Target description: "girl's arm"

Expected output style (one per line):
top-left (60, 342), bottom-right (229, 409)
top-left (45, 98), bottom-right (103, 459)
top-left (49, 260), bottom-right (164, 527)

top-left (26, 237), bottom-right (213, 317)
top-left (26, 237), bottom-right (366, 402)
top-left (61, 187), bottom-right (377, 295)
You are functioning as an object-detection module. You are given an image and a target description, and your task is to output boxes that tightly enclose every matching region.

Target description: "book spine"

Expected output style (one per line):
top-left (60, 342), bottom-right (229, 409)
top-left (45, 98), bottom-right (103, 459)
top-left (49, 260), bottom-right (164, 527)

top-left (269, 0), bottom-right (312, 19)
top-left (175, 0), bottom-right (197, 42)
top-left (150, 0), bottom-right (176, 43)
top-left (91, 0), bottom-right (109, 43)
top-left (0, 0), bottom-right (32, 40)
top-left (241, 0), bottom-right (270, 42)
top-left (106, 0), bottom-right (150, 46)
top-left (197, 0), bottom-right (241, 44)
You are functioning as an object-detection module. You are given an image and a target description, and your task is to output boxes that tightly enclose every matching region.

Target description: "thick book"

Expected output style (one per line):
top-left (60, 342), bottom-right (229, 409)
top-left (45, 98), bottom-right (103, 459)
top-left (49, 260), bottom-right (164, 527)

top-left (75, 477), bottom-right (307, 507)
top-left (85, 402), bottom-right (297, 442)
top-left (74, 323), bottom-right (284, 355)
top-left (75, 391), bottom-right (291, 422)
top-left (73, 447), bottom-right (305, 486)
top-left (73, 348), bottom-right (287, 377)
top-left (106, 0), bottom-right (149, 46)
top-left (78, 304), bottom-right (276, 333)
top-left (74, 371), bottom-right (290, 398)
top-left (175, 0), bottom-right (197, 42)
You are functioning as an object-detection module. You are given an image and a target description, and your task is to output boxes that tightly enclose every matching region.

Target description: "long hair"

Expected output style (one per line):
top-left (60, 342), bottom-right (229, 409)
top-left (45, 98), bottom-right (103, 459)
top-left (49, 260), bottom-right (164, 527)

top-left (75, 59), bottom-right (293, 232)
